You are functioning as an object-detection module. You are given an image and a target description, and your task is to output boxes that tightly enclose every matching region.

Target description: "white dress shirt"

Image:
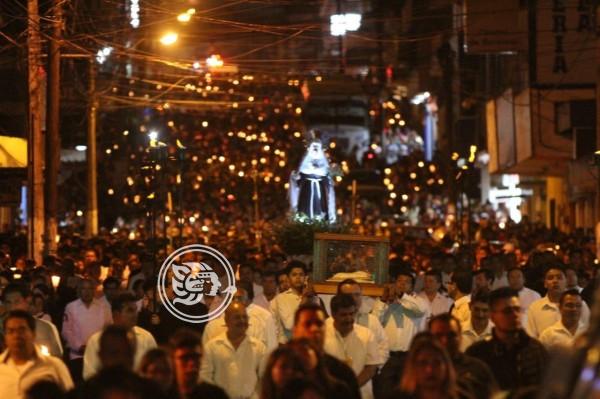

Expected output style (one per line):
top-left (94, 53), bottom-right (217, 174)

top-left (324, 318), bottom-right (380, 399)
top-left (82, 325), bottom-right (157, 379)
top-left (539, 320), bottom-right (586, 349)
top-left (270, 289), bottom-right (303, 343)
top-left (356, 312), bottom-right (390, 364)
top-left (201, 333), bottom-right (266, 399)
top-left (203, 304), bottom-right (277, 351)
top-left (451, 294), bottom-right (471, 325)
top-left (518, 287), bottom-right (542, 312)
top-left (62, 298), bottom-right (113, 359)
top-left (379, 294), bottom-right (429, 352)
top-left (0, 346), bottom-right (73, 399)
top-left (460, 320), bottom-right (493, 352)
top-left (526, 295), bottom-right (590, 338)
top-left (252, 293), bottom-right (272, 311)
top-left (418, 291), bottom-right (454, 317)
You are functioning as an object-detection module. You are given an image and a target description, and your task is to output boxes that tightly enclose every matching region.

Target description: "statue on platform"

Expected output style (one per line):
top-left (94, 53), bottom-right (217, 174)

top-left (289, 137), bottom-right (336, 223)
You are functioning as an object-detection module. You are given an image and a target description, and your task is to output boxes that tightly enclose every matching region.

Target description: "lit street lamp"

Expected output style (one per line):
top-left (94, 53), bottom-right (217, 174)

top-left (159, 32), bottom-right (178, 46)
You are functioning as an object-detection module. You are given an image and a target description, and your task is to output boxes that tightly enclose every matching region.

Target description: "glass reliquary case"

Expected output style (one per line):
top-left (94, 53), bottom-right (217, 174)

top-left (311, 233), bottom-right (389, 296)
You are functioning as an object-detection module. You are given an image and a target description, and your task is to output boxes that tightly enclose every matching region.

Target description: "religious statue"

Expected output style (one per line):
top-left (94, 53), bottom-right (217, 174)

top-left (289, 138), bottom-right (336, 223)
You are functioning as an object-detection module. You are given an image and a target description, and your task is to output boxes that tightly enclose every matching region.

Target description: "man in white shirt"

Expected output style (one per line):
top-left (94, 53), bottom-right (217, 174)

top-left (507, 267), bottom-right (541, 313)
top-left (461, 290), bottom-right (493, 351)
top-left (418, 270), bottom-right (453, 317)
top-left (253, 271), bottom-right (278, 310)
top-left (239, 262), bottom-right (264, 299)
top-left (539, 289), bottom-right (586, 349)
top-left (324, 294), bottom-right (380, 399)
top-left (473, 268), bottom-right (494, 294)
top-left (62, 278), bottom-right (113, 381)
top-left (488, 254), bottom-right (509, 290)
top-left (2, 283), bottom-right (63, 357)
top-left (201, 301), bottom-right (266, 399)
top-left (83, 292), bottom-right (157, 379)
top-left (0, 310), bottom-right (73, 399)
top-left (203, 286), bottom-right (277, 351)
top-left (337, 279), bottom-right (389, 365)
top-left (270, 261), bottom-right (307, 343)
top-left (379, 270), bottom-right (429, 353)
top-left (527, 266), bottom-right (590, 338)
top-left (448, 270), bottom-right (473, 325)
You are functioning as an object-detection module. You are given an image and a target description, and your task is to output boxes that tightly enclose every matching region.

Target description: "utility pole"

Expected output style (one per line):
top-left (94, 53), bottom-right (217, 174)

top-left (86, 61), bottom-right (98, 237)
top-left (45, 0), bottom-right (63, 254)
top-left (27, 0), bottom-right (45, 265)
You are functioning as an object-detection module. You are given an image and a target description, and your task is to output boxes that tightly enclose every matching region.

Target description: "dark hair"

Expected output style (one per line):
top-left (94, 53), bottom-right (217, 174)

top-left (99, 325), bottom-right (133, 352)
top-left (132, 278), bottom-right (145, 292)
top-left (471, 290), bottom-right (490, 306)
top-left (3, 309), bottom-right (36, 332)
top-left (428, 313), bottom-right (462, 333)
top-left (103, 276), bottom-right (120, 290)
top-left (394, 269), bottom-right (415, 286)
top-left (488, 287), bottom-right (519, 309)
top-left (276, 270), bottom-right (288, 280)
top-left (281, 377), bottom-right (326, 399)
top-left (544, 265), bottom-right (566, 279)
top-left (261, 345), bottom-right (307, 399)
top-left (238, 281), bottom-right (254, 301)
top-left (3, 282), bottom-right (31, 301)
top-left (424, 270), bottom-right (442, 283)
top-left (26, 380), bottom-right (65, 399)
top-left (336, 278), bottom-right (359, 293)
top-left (507, 267), bottom-right (523, 277)
top-left (559, 289), bottom-right (582, 306)
top-left (169, 328), bottom-right (202, 351)
top-left (138, 347), bottom-right (171, 374)
top-left (451, 271), bottom-right (472, 294)
top-left (474, 268), bottom-right (495, 284)
top-left (330, 294), bottom-right (356, 315)
top-left (239, 262), bottom-right (256, 273)
top-left (294, 303), bottom-right (327, 326)
top-left (262, 271), bottom-right (277, 280)
top-left (564, 264), bottom-right (578, 274)
top-left (286, 260), bottom-right (308, 275)
top-left (32, 283), bottom-right (50, 297)
top-left (111, 292), bottom-right (137, 313)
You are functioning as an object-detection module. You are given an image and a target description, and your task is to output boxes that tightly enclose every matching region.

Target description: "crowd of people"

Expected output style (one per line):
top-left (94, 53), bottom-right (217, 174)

top-left (0, 218), bottom-right (597, 399)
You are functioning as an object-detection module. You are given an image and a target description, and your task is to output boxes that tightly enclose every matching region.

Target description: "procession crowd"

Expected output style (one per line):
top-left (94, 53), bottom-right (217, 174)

top-left (0, 218), bottom-right (597, 399)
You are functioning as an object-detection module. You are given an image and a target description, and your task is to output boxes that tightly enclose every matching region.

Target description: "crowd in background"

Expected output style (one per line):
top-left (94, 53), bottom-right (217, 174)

top-left (0, 217), bottom-right (597, 399)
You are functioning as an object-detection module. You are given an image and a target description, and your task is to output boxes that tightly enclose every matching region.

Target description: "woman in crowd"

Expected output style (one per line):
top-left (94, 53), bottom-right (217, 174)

top-left (137, 348), bottom-right (173, 394)
top-left (391, 337), bottom-right (469, 399)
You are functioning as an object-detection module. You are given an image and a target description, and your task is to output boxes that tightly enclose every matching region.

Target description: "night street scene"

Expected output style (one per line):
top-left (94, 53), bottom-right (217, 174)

top-left (1, 1), bottom-right (600, 398)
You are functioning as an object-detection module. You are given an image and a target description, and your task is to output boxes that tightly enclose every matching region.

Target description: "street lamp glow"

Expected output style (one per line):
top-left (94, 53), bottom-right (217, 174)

top-left (177, 13), bottom-right (191, 22)
top-left (206, 54), bottom-right (224, 68)
top-left (96, 46), bottom-right (113, 64)
top-left (159, 32), bottom-right (178, 46)
top-left (148, 131), bottom-right (158, 141)
top-left (75, 145), bottom-right (87, 152)
top-left (330, 13), bottom-right (362, 36)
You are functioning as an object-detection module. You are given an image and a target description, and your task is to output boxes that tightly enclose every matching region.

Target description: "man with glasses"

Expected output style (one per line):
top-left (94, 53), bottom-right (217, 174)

top-left (466, 287), bottom-right (548, 392)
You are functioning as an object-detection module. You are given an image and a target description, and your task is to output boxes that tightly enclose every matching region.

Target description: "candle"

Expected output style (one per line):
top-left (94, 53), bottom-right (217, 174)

top-left (51, 275), bottom-right (61, 289)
